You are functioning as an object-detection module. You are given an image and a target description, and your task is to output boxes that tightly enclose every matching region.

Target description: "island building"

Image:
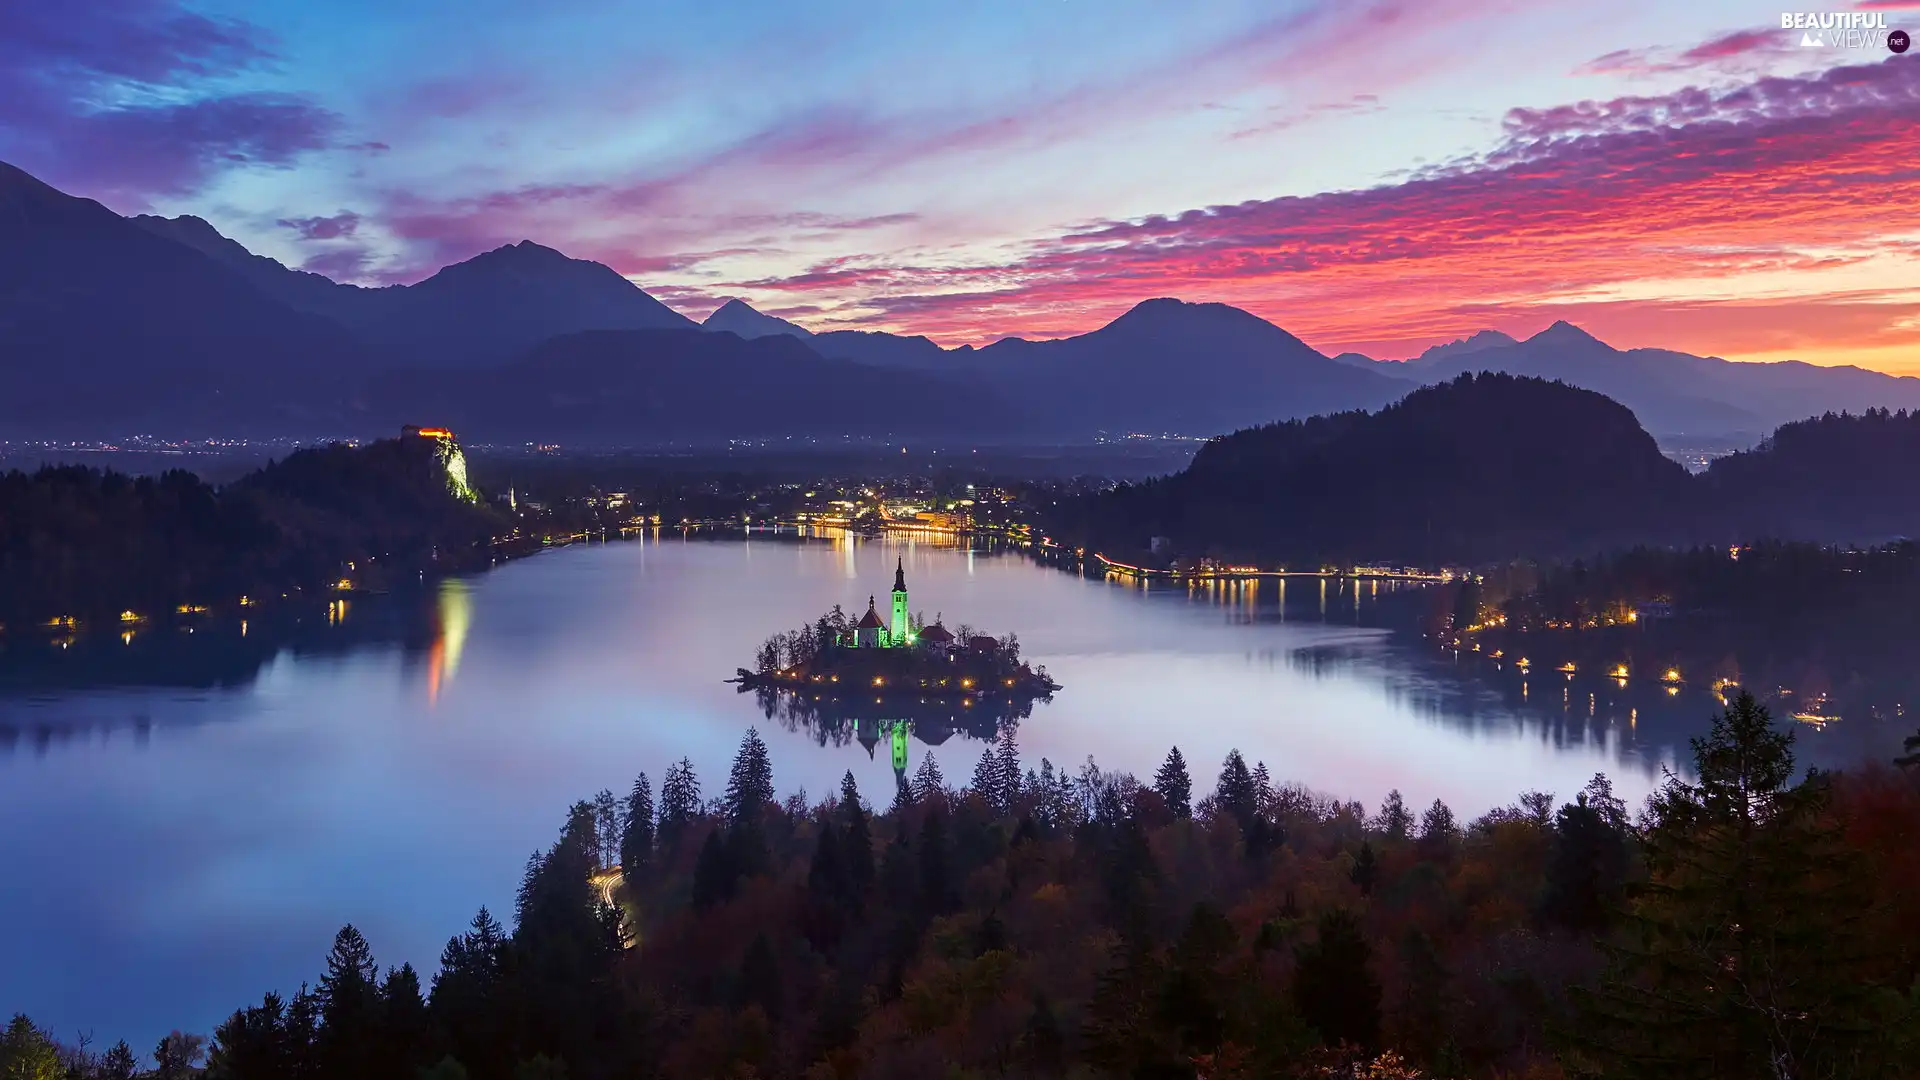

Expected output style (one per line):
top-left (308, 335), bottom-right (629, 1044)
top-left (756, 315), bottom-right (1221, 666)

top-left (849, 558), bottom-right (958, 650)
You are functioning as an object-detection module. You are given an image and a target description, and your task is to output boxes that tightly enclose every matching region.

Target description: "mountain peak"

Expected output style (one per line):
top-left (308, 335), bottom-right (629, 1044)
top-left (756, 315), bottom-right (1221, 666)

top-left (1528, 320), bottom-right (1607, 348)
top-left (1111, 296), bottom-right (1241, 324)
top-left (1409, 329), bottom-right (1519, 366)
top-left (702, 296), bottom-right (813, 340)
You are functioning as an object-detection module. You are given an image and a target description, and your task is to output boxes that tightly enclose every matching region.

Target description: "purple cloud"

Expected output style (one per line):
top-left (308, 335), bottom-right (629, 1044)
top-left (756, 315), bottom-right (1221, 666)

top-left (1574, 26), bottom-right (1800, 77)
top-left (0, 0), bottom-right (338, 206)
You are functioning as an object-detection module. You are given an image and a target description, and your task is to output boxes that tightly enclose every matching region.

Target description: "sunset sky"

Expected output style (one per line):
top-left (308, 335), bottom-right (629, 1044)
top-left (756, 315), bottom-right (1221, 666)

top-left (4, 0), bottom-right (1919, 370)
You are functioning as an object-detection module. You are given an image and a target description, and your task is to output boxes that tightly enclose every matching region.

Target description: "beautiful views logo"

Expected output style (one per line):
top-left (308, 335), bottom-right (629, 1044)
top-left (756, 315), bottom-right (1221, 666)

top-left (1781, 11), bottom-right (1907, 50)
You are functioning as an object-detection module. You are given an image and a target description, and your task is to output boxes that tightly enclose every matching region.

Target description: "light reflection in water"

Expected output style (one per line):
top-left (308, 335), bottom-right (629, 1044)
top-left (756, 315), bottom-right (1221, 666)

top-left (426, 579), bottom-right (472, 706)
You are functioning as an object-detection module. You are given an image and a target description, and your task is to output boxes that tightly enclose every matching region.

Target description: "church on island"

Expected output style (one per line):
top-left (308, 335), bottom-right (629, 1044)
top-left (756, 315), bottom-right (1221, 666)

top-left (848, 559), bottom-right (958, 651)
top-left (737, 556), bottom-right (1057, 700)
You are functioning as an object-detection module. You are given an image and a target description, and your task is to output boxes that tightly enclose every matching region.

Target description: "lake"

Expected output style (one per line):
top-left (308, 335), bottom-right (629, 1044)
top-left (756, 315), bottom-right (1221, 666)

top-left (0, 529), bottom-right (1876, 1049)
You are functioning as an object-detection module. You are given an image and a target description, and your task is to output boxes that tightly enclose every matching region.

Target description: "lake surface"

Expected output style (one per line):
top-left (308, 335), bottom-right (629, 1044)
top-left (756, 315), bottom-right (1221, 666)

top-left (0, 530), bottom-right (1881, 1049)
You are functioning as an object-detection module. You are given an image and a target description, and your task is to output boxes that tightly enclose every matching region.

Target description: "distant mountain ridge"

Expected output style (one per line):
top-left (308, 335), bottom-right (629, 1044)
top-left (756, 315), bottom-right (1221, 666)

top-left (1054, 372), bottom-right (1699, 566)
top-left (8, 159), bottom-right (1920, 444)
top-left (1343, 320), bottom-right (1920, 438)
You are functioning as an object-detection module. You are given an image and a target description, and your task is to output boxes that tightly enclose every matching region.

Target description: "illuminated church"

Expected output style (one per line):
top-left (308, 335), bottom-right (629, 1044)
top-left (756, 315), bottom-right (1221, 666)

top-left (852, 559), bottom-right (914, 648)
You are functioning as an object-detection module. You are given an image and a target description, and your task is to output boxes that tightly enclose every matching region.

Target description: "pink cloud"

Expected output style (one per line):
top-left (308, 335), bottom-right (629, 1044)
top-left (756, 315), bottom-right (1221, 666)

top-left (710, 54), bottom-right (1920, 368)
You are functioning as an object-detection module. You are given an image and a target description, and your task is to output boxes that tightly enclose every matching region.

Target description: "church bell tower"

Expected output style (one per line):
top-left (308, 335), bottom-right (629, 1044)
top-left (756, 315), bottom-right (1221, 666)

top-left (891, 557), bottom-right (910, 646)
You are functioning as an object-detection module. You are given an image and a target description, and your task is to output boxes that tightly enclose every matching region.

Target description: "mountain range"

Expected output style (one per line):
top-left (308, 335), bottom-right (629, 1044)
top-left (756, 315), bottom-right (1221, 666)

top-left (1335, 324), bottom-right (1920, 439)
top-left (1054, 374), bottom-right (1920, 566)
top-left (4, 158), bottom-right (1918, 445)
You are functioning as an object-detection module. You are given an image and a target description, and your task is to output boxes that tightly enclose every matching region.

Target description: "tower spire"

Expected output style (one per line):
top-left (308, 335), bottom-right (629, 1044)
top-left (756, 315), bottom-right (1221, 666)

top-left (893, 557), bottom-right (906, 594)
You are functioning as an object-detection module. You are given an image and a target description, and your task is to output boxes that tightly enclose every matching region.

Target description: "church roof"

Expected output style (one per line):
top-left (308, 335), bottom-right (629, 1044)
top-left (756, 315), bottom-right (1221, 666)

top-left (856, 596), bottom-right (886, 630)
top-left (920, 622), bottom-right (954, 643)
top-left (893, 557), bottom-right (906, 593)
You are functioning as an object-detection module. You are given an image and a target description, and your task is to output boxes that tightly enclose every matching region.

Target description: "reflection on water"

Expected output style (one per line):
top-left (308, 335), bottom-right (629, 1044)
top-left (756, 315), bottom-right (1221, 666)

top-left (0, 528), bottom-right (1897, 1049)
top-left (427, 579), bottom-right (473, 707)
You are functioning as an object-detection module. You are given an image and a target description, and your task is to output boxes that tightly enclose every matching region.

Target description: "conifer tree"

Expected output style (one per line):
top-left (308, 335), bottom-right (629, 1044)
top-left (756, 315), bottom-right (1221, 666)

top-left (724, 728), bottom-right (775, 828)
top-left (1294, 908), bottom-right (1381, 1049)
top-left (657, 758), bottom-right (701, 854)
top-left (1215, 750), bottom-right (1256, 826)
top-left (1540, 781), bottom-right (1631, 933)
top-left (100, 1040), bottom-right (139, 1080)
top-left (1252, 760), bottom-right (1275, 817)
top-left (430, 910), bottom-right (507, 1071)
top-left (1154, 747), bottom-right (1193, 818)
top-left (995, 722), bottom-right (1022, 813)
top-left (206, 992), bottom-right (291, 1079)
top-left (284, 985), bottom-right (319, 1076)
top-left (381, 963), bottom-right (428, 1074)
top-left (316, 925), bottom-right (381, 1077)
top-left (1417, 799), bottom-right (1458, 861)
top-left (840, 772), bottom-right (875, 898)
top-left (1350, 841), bottom-right (1378, 897)
top-left (913, 752), bottom-right (947, 803)
top-left (0, 1014), bottom-right (63, 1080)
top-left (590, 788), bottom-right (621, 871)
top-left (1374, 789), bottom-right (1413, 841)
top-left (1575, 693), bottom-right (1891, 1078)
top-left (969, 745), bottom-right (1001, 811)
top-left (620, 772), bottom-right (655, 886)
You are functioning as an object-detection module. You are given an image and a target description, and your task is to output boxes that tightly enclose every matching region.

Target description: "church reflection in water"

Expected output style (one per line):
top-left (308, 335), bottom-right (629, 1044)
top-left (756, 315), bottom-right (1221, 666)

top-left (745, 683), bottom-right (1041, 795)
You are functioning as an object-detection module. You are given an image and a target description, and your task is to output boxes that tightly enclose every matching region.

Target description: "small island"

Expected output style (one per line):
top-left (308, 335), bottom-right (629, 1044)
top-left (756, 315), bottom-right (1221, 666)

top-left (734, 558), bottom-right (1060, 701)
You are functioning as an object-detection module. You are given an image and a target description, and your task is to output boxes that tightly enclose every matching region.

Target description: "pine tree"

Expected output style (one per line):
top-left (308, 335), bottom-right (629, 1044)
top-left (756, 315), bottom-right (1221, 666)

top-left (995, 722), bottom-right (1023, 814)
top-left (724, 728), bottom-right (775, 828)
top-left (100, 1040), bottom-right (139, 1080)
top-left (1574, 693), bottom-right (1893, 1078)
top-left (0, 1014), bottom-right (63, 1080)
top-left (1154, 747), bottom-right (1193, 818)
top-left (207, 992), bottom-right (290, 1079)
top-left (316, 925), bottom-right (381, 1077)
top-left (840, 772), bottom-right (875, 899)
top-left (381, 963), bottom-right (428, 1075)
top-left (913, 752), bottom-right (947, 803)
top-left (1215, 750), bottom-right (1257, 826)
top-left (429, 910), bottom-right (506, 1074)
top-left (970, 745), bottom-right (1001, 811)
top-left (1350, 841), bottom-right (1378, 897)
top-left (657, 758), bottom-right (701, 854)
top-left (1417, 799), bottom-right (1457, 861)
top-left (1294, 908), bottom-right (1381, 1049)
top-left (620, 772), bottom-right (655, 886)
top-left (1540, 781), bottom-right (1631, 934)
top-left (591, 788), bottom-right (621, 870)
top-left (1252, 760), bottom-right (1275, 818)
top-left (1375, 789), bottom-right (1413, 841)
top-left (284, 984), bottom-right (319, 1077)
